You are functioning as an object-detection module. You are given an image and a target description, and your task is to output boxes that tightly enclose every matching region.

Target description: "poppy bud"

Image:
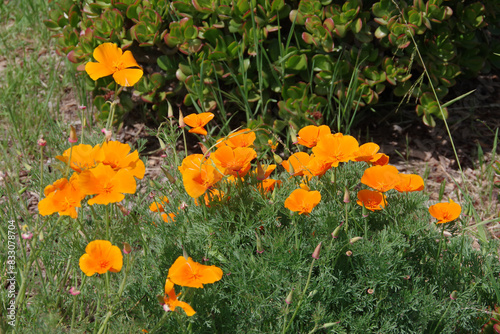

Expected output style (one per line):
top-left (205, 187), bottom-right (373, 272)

top-left (312, 242), bottom-right (322, 259)
top-left (273, 154), bottom-right (283, 164)
top-left (350, 237), bottom-right (363, 244)
top-left (167, 101), bottom-right (174, 118)
top-left (37, 138), bottom-right (47, 147)
top-left (285, 289), bottom-right (294, 304)
top-left (101, 128), bottom-right (112, 142)
top-left (346, 250), bottom-right (352, 256)
top-left (178, 110), bottom-right (186, 128)
top-left (256, 161), bottom-right (266, 180)
top-left (289, 126), bottom-right (298, 144)
top-left (116, 203), bottom-right (130, 216)
top-left (182, 247), bottom-right (189, 260)
top-left (331, 223), bottom-right (343, 239)
top-left (78, 105), bottom-right (86, 110)
top-left (198, 142), bottom-right (209, 156)
top-left (123, 242), bottom-right (132, 254)
top-left (69, 287), bottom-right (81, 296)
top-left (255, 231), bottom-right (264, 254)
top-left (343, 187), bottom-right (350, 203)
top-left (322, 323), bottom-right (337, 329)
top-left (367, 288), bottom-right (374, 294)
top-left (68, 125), bottom-right (78, 143)
top-left (157, 295), bottom-right (165, 305)
top-left (160, 167), bottom-right (177, 184)
top-left (450, 291), bottom-right (458, 300)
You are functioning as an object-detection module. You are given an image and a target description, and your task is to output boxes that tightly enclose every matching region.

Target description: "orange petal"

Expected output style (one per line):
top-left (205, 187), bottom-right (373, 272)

top-left (85, 61), bottom-right (114, 81)
top-left (93, 43), bottom-right (123, 66)
top-left (119, 50), bottom-right (141, 69)
top-left (113, 68), bottom-right (143, 87)
top-left (188, 126), bottom-right (208, 136)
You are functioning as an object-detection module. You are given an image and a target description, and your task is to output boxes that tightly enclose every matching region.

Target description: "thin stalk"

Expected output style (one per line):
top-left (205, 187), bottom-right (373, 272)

top-left (283, 258), bottom-right (317, 333)
top-left (434, 226), bottom-right (445, 276)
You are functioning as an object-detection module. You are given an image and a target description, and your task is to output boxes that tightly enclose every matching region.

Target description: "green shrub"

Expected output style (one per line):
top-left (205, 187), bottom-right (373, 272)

top-left (44, 0), bottom-right (500, 130)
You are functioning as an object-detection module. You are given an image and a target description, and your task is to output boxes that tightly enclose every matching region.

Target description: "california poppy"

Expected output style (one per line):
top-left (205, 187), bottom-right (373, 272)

top-left (56, 144), bottom-right (104, 173)
top-left (216, 128), bottom-right (256, 148)
top-left (99, 141), bottom-right (145, 179)
top-left (149, 196), bottom-right (170, 212)
top-left (258, 179), bottom-right (282, 194)
top-left (161, 212), bottom-right (176, 223)
top-left (356, 189), bottom-right (386, 211)
top-left (354, 143), bottom-right (380, 162)
top-left (296, 125), bottom-right (331, 148)
top-left (179, 155), bottom-right (222, 198)
top-left (85, 43), bottom-right (143, 87)
top-left (371, 153), bottom-right (389, 166)
top-left (429, 199), bottom-right (461, 224)
top-left (212, 146), bottom-right (257, 177)
top-left (395, 174), bottom-right (424, 192)
top-left (163, 279), bottom-right (196, 316)
top-left (78, 164), bottom-right (137, 205)
top-left (284, 188), bottom-right (321, 215)
top-left (361, 165), bottom-right (400, 192)
top-left (304, 155), bottom-right (331, 177)
top-left (168, 256), bottom-right (223, 288)
top-left (183, 112), bottom-right (214, 136)
top-left (254, 163), bottom-right (276, 180)
top-left (282, 152), bottom-right (312, 177)
top-left (194, 189), bottom-right (225, 207)
top-left (38, 174), bottom-right (85, 218)
top-left (79, 240), bottom-right (123, 276)
top-left (312, 133), bottom-right (359, 168)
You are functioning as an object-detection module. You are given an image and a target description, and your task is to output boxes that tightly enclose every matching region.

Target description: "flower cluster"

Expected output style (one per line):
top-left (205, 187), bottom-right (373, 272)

top-left (177, 120), bottom-right (280, 200)
top-left (38, 141), bottom-right (145, 218)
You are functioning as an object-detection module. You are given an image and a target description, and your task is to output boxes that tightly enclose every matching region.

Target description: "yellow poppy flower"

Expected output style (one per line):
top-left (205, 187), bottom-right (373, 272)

top-left (85, 43), bottom-right (143, 87)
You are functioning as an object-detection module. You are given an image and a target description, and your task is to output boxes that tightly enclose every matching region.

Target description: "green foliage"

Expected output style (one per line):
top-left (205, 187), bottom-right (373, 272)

top-left (44, 0), bottom-right (500, 132)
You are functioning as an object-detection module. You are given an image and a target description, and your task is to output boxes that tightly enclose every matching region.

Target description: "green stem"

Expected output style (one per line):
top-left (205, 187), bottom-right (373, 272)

top-left (432, 298), bottom-right (454, 334)
top-left (39, 145), bottom-right (44, 197)
top-left (434, 226), bottom-right (445, 276)
top-left (283, 258), bottom-right (317, 333)
top-left (97, 311), bottom-right (113, 334)
top-left (105, 205), bottom-right (110, 241)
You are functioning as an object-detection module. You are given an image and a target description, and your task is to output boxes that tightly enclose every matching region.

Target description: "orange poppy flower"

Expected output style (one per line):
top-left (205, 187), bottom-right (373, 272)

top-left (194, 189), bottom-right (225, 207)
top-left (284, 188), bottom-right (322, 215)
top-left (161, 212), bottom-right (176, 223)
top-left (258, 179), bottom-right (282, 194)
top-left (253, 163), bottom-right (276, 180)
top-left (78, 164), bottom-right (137, 205)
top-left (312, 133), bottom-right (359, 168)
top-left (216, 128), bottom-right (256, 148)
top-left (163, 279), bottom-right (196, 316)
top-left (56, 144), bottom-right (104, 173)
top-left (38, 174), bottom-right (85, 218)
top-left (371, 153), bottom-right (389, 166)
top-left (183, 112), bottom-right (214, 135)
top-left (282, 152), bottom-right (312, 177)
top-left (296, 125), bottom-right (331, 148)
top-left (304, 155), bottom-right (331, 177)
top-left (168, 256), bottom-right (223, 288)
top-left (99, 141), bottom-right (145, 179)
top-left (179, 155), bottom-right (222, 198)
top-left (85, 43), bottom-right (143, 87)
top-left (356, 189), bottom-right (386, 211)
top-left (361, 165), bottom-right (400, 192)
top-left (395, 174), bottom-right (424, 192)
top-left (354, 143), bottom-right (380, 162)
top-left (212, 146), bottom-right (257, 177)
top-left (149, 196), bottom-right (170, 212)
top-left (79, 240), bottom-right (123, 276)
top-left (429, 199), bottom-right (461, 224)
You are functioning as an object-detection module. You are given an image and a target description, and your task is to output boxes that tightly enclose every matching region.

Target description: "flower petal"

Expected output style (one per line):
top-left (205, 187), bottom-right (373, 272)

top-left (85, 61), bottom-right (114, 81)
top-left (113, 68), bottom-right (143, 87)
top-left (93, 42), bottom-right (123, 66)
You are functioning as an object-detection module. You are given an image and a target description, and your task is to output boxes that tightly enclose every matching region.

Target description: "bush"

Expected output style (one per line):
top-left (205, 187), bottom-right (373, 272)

top-left (45, 0), bottom-right (500, 132)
